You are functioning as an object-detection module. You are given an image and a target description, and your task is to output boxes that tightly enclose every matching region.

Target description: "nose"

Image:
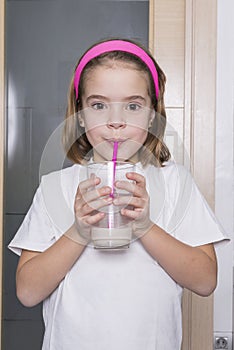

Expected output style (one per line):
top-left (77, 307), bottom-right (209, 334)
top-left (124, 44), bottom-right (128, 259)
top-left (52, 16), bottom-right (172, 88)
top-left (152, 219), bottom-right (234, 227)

top-left (107, 104), bottom-right (126, 129)
top-left (107, 120), bottom-right (126, 129)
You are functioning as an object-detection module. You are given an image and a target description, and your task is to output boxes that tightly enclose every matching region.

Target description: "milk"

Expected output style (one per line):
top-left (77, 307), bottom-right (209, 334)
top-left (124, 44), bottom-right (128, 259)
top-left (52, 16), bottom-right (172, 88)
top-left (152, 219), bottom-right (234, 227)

top-left (87, 161), bottom-right (135, 250)
top-left (92, 226), bottom-right (132, 249)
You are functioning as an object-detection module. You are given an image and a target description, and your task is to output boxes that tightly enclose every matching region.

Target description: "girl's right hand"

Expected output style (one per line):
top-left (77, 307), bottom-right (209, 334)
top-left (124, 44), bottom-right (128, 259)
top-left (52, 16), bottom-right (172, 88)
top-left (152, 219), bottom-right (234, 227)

top-left (73, 175), bottom-right (113, 242)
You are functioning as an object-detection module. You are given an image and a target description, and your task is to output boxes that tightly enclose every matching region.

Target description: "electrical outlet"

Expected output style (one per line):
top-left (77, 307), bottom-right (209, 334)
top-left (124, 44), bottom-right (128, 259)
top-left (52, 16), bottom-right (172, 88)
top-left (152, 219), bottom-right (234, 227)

top-left (214, 336), bottom-right (228, 349)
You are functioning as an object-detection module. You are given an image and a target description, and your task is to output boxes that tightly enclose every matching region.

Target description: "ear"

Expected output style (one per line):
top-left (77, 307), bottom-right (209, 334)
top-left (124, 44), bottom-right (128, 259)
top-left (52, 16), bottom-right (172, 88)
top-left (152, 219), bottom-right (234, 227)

top-left (148, 109), bottom-right (156, 128)
top-left (78, 112), bottom-right (85, 127)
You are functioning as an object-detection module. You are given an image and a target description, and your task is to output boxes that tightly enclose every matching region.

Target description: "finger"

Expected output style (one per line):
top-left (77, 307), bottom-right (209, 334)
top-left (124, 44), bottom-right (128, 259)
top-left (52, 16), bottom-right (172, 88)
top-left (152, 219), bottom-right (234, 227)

top-left (76, 196), bottom-right (112, 217)
top-left (82, 185), bottom-right (112, 204)
top-left (85, 212), bottom-right (106, 225)
top-left (113, 196), bottom-right (145, 209)
top-left (87, 196), bottom-right (113, 211)
top-left (120, 207), bottom-right (143, 219)
top-left (125, 172), bottom-right (146, 187)
top-left (76, 173), bottom-right (113, 208)
top-left (76, 176), bottom-right (101, 196)
top-left (115, 180), bottom-right (146, 198)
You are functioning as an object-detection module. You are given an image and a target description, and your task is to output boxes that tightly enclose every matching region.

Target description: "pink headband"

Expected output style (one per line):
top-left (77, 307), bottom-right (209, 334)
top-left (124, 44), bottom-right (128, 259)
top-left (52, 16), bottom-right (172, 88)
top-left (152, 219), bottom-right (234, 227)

top-left (74, 40), bottom-right (159, 101)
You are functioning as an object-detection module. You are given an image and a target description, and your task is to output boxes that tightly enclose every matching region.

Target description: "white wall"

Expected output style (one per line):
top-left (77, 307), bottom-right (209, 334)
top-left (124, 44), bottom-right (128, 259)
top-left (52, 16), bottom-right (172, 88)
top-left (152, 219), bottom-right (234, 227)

top-left (214, 0), bottom-right (234, 345)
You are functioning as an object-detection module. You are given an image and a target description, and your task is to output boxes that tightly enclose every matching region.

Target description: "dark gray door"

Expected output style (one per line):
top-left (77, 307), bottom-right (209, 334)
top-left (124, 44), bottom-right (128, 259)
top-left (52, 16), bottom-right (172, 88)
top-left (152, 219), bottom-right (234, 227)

top-left (3, 1), bottom-right (149, 349)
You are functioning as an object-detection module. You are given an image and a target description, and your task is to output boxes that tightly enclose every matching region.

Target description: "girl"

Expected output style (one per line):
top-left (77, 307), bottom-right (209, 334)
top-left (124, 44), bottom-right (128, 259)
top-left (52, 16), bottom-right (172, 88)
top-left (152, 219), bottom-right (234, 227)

top-left (9, 39), bottom-right (227, 349)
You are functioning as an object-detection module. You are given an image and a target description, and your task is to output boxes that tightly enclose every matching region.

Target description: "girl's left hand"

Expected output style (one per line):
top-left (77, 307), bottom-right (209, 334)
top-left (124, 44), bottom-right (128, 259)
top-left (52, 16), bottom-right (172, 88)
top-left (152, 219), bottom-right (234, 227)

top-left (113, 172), bottom-right (154, 237)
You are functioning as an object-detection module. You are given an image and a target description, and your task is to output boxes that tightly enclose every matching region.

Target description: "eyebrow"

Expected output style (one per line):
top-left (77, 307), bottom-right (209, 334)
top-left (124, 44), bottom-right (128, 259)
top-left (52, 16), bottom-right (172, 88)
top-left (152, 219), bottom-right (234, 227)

top-left (123, 95), bottom-right (146, 102)
top-left (86, 95), bottom-right (147, 103)
top-left (86, 95), bottom-right (109, 103)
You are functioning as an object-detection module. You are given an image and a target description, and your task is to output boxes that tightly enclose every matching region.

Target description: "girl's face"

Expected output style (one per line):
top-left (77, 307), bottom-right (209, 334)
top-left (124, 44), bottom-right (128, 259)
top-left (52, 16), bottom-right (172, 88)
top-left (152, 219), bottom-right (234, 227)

top-left (79, 63), bottom-right (155, 163)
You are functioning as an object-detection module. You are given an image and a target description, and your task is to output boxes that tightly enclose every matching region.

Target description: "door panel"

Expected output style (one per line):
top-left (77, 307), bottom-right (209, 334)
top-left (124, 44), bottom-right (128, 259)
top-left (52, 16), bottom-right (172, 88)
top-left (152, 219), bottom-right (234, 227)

top-left (150, 0), bottom-right (217, 349)
top-left (3, 1), bottom-right (150, 349)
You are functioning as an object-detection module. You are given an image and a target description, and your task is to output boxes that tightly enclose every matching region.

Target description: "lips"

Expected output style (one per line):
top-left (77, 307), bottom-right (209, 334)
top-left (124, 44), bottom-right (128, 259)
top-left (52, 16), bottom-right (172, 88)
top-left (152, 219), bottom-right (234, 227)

top-left (106, 138), bottom-right (127, 143)
top-left (106, 140), bottom-right (127, 148)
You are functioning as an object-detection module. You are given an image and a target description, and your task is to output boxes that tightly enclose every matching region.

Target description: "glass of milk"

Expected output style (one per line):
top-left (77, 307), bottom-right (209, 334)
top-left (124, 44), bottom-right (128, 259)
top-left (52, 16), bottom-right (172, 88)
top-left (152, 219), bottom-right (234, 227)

top-left (87, 161), bottom-right (135, 250)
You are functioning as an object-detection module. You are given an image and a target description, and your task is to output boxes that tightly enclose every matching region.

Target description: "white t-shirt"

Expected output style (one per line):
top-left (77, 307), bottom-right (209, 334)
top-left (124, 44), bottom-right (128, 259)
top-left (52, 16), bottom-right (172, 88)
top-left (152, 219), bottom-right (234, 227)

top-left (9, 161), bottom-right (227, 350)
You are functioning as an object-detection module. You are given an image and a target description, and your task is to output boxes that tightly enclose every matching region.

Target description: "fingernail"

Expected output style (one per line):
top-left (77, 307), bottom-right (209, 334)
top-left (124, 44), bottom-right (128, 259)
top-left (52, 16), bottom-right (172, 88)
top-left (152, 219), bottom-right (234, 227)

top-left (103, 187), bottom-right (111, 193)
top-left (113, 198), bottom-right (119, 205)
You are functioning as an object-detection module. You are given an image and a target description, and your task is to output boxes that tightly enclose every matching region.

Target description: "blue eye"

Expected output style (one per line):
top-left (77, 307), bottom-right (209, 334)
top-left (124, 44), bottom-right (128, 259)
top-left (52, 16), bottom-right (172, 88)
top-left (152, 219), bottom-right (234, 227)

top-left (91, 102), bottom-right (106, 110)
top-left (126, 103), bottom-right (141, 111)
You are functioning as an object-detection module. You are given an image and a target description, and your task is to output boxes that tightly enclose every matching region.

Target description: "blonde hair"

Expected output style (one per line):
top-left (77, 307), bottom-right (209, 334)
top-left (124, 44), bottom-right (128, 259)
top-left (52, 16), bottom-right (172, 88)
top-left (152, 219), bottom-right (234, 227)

top-left (63, 39), bottom-right (170, 167)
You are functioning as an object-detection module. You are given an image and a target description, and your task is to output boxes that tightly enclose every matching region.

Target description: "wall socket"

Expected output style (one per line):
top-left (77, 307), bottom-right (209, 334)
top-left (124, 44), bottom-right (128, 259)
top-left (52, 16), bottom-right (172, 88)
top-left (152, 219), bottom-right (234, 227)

top-left (214, 334), bottom-right (232, 349)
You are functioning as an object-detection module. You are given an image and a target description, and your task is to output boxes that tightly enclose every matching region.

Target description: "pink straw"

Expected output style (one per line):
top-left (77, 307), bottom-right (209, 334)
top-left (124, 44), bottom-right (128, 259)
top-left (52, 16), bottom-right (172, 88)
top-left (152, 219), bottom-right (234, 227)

top-left (112, 141), bottom-right (118, 162)
top-left (108, 142), bottom-right (118, 229)
top-left (110, 141), bottom-right (118, 198)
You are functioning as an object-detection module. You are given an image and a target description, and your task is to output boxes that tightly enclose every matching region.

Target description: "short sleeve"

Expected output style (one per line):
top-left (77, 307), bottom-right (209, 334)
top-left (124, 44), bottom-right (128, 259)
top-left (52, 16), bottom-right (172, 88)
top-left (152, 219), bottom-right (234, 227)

top-left (8, 184), bottom-right (56, 256)
top-left (171, 178), bottom-right (229, 247)
top-left (8, 166), bottom-right (79, 256)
